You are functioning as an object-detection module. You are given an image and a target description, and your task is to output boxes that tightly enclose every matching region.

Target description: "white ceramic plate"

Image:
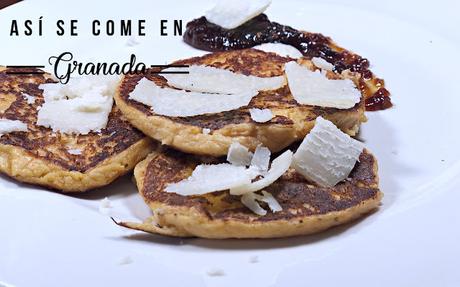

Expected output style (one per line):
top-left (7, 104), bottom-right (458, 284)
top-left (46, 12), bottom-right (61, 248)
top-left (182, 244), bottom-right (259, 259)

top-left (1, 0), bottom-right (460, 286)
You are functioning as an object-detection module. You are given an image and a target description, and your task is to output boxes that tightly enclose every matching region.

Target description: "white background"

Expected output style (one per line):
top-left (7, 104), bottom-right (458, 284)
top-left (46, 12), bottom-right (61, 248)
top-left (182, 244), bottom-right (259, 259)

top-left (0, 0), bottom-right (460, 286)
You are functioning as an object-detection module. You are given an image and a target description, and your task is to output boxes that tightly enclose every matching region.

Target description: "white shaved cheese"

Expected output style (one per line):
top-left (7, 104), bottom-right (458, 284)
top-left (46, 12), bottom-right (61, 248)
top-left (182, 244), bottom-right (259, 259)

top-left (241, 190), bottom-right (282, 215)
top-left (37, 96), bottom-right (113, 134)
top-left (0, 119), bottom-right (28, 136)
top-left (37, 83), bottom-right (66, 101)
top-left (165, 164), bottom-right (258, 196)
top-left (22, 93), bottom-right (36, 104)
top-left (37, 76), bottom-right (118, 134)
top-left (202, 128), bottom-right (211, 135)
top-left (250, 145), bottom-right (271, 173)
top-left (205, 0), bottom-right (271, 30)
top-left (285, 62), bottom-right (361, 109)
top-left (227, 142), bottom-right (253, 166)
top-left (249, 108), bottom-right (274, 123)
top-left (241, 192), bottom-right (267, 216)
top-left (98, 197), bottom-right (112, 215)
top-left (129, 78), bottom-right (257, 117)
top-left (162, 65), bottom-right (285, 94)
top-left (67, 148), bottom-right (82, 155)
top-left (100, 197), bottom-right (111, 208)
top-left (255, 190), bottom-right (282, 212)
top-left (292, 117), bottom-right (364, 187)
top-left (311, 57), bottom-right (334, 71)
top-left (230, 150), bottom-right (293, 195)
top-left (253, 43), bottom-right (303, 58)
top-left (39, 76), bottom-right (119, 101)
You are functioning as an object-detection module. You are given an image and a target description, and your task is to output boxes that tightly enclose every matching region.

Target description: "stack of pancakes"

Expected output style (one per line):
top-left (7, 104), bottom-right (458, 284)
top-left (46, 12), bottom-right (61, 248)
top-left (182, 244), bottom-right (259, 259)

top-left (0, 49), bottom-right (383, 238)
top-left (115, 49), bottom-right (383, 239)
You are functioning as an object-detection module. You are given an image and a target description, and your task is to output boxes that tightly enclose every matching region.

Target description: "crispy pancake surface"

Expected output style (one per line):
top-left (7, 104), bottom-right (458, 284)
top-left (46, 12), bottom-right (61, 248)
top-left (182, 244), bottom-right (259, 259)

top-left (120, 148), bottom-right (382, 239)
top-left (0, 67), bottom-right (155, 192)
top-left (115, 49), bottom-right (367, 157)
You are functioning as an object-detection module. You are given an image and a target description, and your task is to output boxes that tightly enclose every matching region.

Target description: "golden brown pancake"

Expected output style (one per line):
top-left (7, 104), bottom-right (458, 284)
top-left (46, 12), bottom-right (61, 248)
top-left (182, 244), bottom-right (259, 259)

top-left (117, 147), bottom-right (382, 239)
top-left (0, 67), bottom-right (156, 192)
top-left (115, 49), bottom-right (367, 157)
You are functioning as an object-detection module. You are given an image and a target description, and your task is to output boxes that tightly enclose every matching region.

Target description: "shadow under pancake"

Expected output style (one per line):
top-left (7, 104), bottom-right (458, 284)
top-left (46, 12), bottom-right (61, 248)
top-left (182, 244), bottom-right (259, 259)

top-left (114, 209), bottom-right (378, 250)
